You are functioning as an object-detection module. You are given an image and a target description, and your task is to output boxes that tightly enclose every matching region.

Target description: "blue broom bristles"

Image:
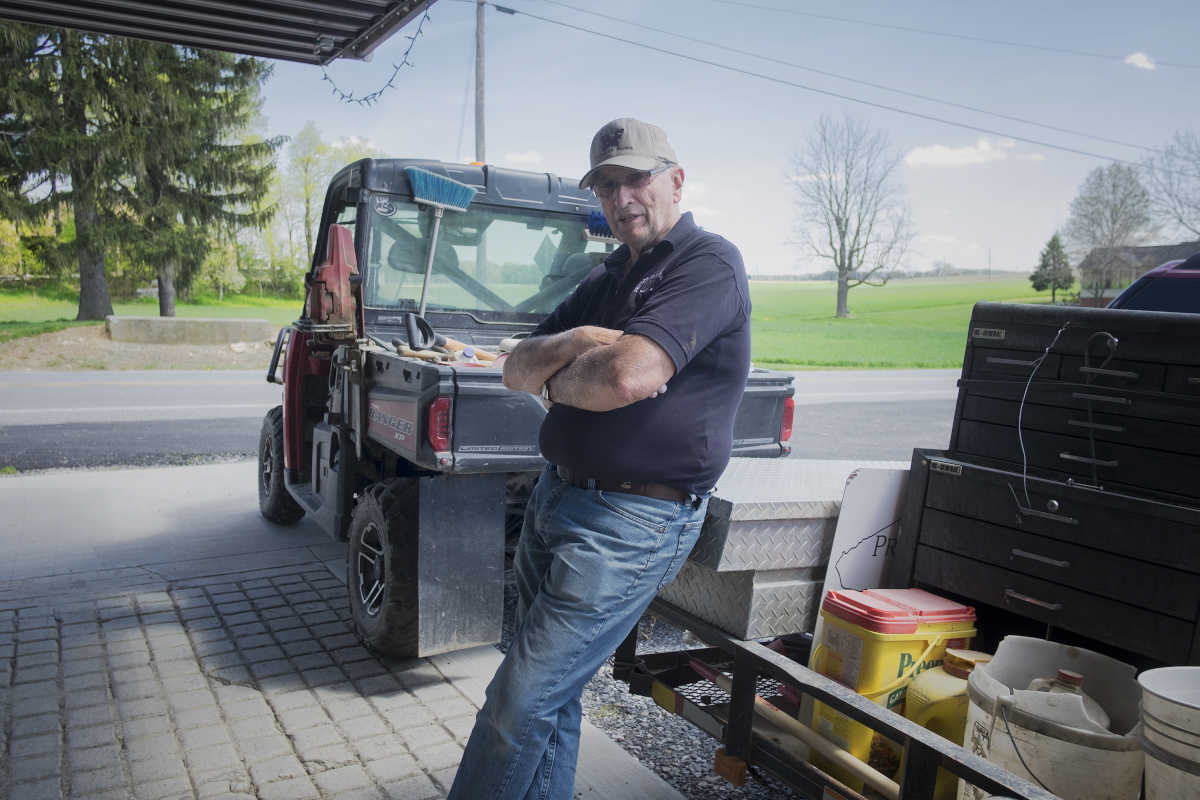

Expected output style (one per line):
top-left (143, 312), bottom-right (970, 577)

top-left (585, 210), bottom-right (618, 242)
top-left (405, 167), bottom-right (477, 212)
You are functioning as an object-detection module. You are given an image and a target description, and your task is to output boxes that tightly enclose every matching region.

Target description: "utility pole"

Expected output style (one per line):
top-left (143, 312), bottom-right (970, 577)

top-left (987, 248), bottom-right (992, 280)
top-left (474, 0), bottom-right (485, 163)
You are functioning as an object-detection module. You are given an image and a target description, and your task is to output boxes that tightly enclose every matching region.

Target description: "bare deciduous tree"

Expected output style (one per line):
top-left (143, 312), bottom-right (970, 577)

top-left (1063, 163), bottom-right (1154, 300)
top-left (1143, 130), bottom-right (1200, 238)
top-left (790, 115), bottom-right (912, 317)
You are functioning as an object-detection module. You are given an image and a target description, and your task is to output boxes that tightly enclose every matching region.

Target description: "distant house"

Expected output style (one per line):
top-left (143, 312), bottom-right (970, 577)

top-left (1077, 240), bottom-right (1200, 288)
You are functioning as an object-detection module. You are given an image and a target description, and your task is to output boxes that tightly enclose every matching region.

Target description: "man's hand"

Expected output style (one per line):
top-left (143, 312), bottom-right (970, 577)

top-left (573, 325), bottom-right (622, 349)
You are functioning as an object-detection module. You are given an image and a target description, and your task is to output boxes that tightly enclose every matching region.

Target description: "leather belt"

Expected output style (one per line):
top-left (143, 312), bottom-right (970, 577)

top-left (555, 465), bottom-right (689, 504)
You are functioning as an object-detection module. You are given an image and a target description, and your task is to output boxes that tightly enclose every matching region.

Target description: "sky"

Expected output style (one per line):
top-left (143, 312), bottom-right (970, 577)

top-left (256, 0), bottom-right (1200, 277)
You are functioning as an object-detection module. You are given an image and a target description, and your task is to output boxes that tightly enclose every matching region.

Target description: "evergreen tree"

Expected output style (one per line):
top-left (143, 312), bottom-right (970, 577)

top-left (0, 24), bottom-right (281, 318)
top-left (1030, 233), bottom-right (1074, 303)
top-left (1, 26), bottom-right (130, 319)
top-left (114, 40), bottom-right (282, 315)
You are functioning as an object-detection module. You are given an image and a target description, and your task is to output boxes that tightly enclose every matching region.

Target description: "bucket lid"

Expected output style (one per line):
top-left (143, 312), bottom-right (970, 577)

top-left (943, 648), bottom-right (992, 679)
top-left (822, 588), bottom-right (975, 634)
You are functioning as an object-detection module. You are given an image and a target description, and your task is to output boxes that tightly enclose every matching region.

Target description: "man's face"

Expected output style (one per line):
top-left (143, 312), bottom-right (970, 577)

top-left (594, 165), bottom-right (683, 257)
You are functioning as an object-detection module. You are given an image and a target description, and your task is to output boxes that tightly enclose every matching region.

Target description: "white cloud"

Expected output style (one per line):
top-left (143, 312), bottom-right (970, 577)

top-left (331, 135), bottom-right (376, 151)
top-left (1018, 153), bottom-right (1047, 162)
top-left (905, 138), bottom-right (1015, 167)
top-left (1125, 52), bottom-right (1156, 70)
top-left (916, 234), bottom-right (960, 245)
top-left (503, 150), bottom-right (543, 166)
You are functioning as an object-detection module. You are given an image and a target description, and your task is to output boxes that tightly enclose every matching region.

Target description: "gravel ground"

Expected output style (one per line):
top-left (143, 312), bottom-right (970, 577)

top-left (499, 568), bottom-right (799, 799)
top-left (0, 323), bottom-right (276, 370)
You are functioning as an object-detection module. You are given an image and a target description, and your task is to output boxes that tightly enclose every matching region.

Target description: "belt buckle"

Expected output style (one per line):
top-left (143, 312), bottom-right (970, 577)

top-left (618, 480), bottom-right (633, 491)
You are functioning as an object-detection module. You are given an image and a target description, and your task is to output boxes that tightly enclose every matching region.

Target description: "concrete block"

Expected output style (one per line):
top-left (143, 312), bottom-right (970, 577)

top-left (312, 764), bottom-right (372, 793)
top-left (105, 316), bottom-right (274, 345)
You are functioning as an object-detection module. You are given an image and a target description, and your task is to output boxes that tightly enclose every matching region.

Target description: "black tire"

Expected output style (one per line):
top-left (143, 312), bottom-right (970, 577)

top-left (347, 479), bottom-right (420, 657)
top-left (258, 406), bottom-right (304, 524)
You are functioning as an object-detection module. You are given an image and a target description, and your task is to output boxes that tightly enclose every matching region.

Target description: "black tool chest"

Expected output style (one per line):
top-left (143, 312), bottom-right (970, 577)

top-left (887, 302), bottom-right (1200, 664)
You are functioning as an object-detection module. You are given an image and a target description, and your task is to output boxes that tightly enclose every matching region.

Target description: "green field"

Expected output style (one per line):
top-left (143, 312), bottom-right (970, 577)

top-left (750, 276), bottom-right (1046, 368)
top-left (1, 276), bottom-right (1049, 367)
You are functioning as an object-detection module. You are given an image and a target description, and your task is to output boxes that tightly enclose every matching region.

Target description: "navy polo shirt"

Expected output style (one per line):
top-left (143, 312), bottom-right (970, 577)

top-left (532, 212), bottom-right (751, 495)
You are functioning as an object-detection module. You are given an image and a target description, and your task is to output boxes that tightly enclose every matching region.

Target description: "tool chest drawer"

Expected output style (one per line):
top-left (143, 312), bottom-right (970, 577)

top-left (959, 379), bottom-right (1200, 428)
top-left (957, 394), bottom-right (1200, 456)
top-left (913, 546), bottom-right (1195, 665)
top-left (952, 418), bottom-right (1200, 500)
top-left (921, 456), bottom-right (1200, 572)
top-left (918, 507), bottom-right (1200, 620)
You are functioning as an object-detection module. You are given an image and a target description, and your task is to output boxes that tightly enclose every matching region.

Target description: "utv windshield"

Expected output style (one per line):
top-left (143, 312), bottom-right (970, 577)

top-left (363, 192), bottom-right (612, 320)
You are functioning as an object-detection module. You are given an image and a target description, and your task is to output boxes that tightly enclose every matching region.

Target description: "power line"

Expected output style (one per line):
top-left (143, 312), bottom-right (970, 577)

top-left (712, 0), bottom-right (1200, 71)
top-left (490, 3), bottom-right (1200, 178)
top-left (532, 0), bottom-right (1158, 154)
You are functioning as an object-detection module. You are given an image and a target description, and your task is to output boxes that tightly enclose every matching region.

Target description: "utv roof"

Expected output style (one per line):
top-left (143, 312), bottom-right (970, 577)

top-left (342, 159), bottom-right (603, 216)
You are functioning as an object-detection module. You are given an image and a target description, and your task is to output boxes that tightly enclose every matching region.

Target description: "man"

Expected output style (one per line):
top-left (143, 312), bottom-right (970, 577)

top-left (448, 117), bottom-right (752, 799)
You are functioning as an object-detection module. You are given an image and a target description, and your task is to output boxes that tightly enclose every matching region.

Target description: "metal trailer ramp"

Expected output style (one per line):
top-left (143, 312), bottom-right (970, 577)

top-left (614, 598), bottom-right (1059, 800)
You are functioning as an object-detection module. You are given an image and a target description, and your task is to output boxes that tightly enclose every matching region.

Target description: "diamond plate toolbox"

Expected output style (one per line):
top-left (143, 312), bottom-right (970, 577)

top-left (658, 561), bottom-right (824, 639)
top-left (693, 458), bottom-right (902, 571)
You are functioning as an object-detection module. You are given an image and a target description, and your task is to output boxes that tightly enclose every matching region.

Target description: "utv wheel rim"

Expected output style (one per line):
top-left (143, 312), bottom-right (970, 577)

top-left (260, 439), bottom-right (273, 494)
top-left (357, 522), bottom-right (386, 617)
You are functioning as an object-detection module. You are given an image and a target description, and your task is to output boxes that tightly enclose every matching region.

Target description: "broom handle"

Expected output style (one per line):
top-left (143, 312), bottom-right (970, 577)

top-left (417, 206), bottom-right (444, 318)
top-left (692, 660), bottom-right (900, 800)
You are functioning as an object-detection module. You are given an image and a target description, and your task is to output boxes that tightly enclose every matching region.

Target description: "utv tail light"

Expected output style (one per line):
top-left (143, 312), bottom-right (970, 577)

top-left (780, 396), bottom-right (794, 442)
top-left (428, 396), bottom-right (451, 451)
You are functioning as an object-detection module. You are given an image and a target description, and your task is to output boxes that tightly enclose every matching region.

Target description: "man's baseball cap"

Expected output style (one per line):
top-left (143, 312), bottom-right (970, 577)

top-left (579, 118), bottom-right (678, 190)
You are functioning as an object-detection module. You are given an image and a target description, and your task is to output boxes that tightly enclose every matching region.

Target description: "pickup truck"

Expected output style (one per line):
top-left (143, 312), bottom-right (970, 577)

top-left (257, 158), bottom-right (795, 659)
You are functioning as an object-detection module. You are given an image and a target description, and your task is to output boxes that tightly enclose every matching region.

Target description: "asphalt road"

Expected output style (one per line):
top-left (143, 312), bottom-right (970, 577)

top-left (0, 368), bottom-right (960, 470)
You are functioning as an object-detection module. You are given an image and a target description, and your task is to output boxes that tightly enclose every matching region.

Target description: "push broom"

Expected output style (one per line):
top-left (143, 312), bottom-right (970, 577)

top-left (405, 166), bottom-right (477, 317)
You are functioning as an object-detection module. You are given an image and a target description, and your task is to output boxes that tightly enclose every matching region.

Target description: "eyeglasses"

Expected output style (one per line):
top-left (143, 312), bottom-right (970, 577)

top-left (591, 164), bottom-right (673, 199)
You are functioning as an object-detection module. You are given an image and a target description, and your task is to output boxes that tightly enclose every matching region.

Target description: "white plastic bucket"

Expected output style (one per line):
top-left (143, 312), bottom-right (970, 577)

top-left (956, 637), bottom-right (1143, 800)
top-left (1138, 667), bottom-right (1200, 800)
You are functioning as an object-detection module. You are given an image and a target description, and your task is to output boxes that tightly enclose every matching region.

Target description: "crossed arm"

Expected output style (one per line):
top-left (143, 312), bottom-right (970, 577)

top-left (502, 325), bottom-right (676, 412)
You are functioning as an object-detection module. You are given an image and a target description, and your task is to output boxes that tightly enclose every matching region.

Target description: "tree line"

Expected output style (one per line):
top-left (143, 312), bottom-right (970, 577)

top-left (0, 24), bottom-right (379, 320)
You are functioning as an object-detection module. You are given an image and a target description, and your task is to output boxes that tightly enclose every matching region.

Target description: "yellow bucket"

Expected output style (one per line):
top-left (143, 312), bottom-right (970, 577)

top-left (809, 588), bottom-right (976, 790)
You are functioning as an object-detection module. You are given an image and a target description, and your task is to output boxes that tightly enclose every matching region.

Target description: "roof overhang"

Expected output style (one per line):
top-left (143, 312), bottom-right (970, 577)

top-left (0, 0), bottom-right (437, 65)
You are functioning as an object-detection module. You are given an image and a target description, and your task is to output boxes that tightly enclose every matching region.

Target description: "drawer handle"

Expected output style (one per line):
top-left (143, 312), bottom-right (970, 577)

top-left (986, 356), bottom-right (1037, 367)
top-left (1189, 377), bottom-right (1200, 385)
top-left (1011, 549), bottom-right (1071, 569)
top-left (1071, 392), bottom-right (1130, 405)
top-left (1067, 419), bottom-right (1126, 433)
top-left (1078, 365), bottom-right (1139, 380)
top-left (1059, 452), bottom-right (1118, 468)
top-left (1007, 484), bottom-right (1080, 525)
top-left (1005, 589), bottom-right (1063, 612)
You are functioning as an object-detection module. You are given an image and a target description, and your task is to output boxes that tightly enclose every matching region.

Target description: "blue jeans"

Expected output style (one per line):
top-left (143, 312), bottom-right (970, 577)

top-left (448, 465), bottom-right (707, 800)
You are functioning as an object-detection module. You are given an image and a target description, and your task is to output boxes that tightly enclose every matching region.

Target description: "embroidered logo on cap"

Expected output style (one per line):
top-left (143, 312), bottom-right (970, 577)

top-left (599, 126), bottom-right (625, 155)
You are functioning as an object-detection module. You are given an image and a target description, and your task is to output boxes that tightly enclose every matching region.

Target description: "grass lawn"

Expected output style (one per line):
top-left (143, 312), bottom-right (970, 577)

top-left (2, 276), bottom-right (1052, 368)
top-left (749, 276), bottom-right (1048, 368)
top-left (0, 290), bottom-right (302, 329)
